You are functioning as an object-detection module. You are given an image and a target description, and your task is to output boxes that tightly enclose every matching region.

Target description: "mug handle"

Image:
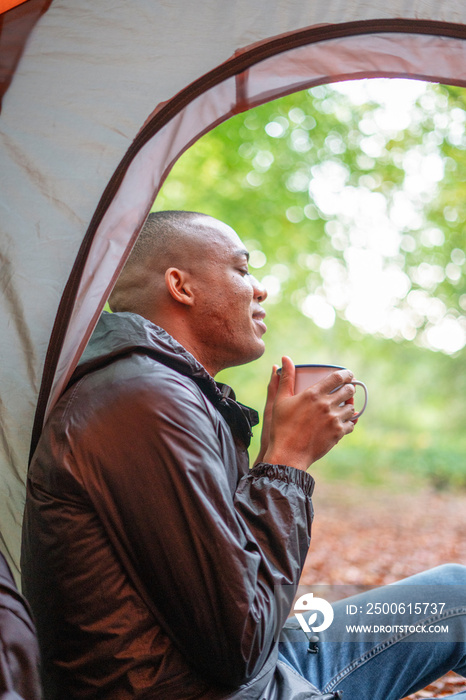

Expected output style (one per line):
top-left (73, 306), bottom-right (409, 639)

top-left (350, 380), bottom-right (368, 420)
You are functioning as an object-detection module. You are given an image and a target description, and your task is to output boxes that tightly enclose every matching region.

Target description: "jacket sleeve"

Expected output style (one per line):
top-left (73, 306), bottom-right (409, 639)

top-left (74, 371), bottom-right (315, 688)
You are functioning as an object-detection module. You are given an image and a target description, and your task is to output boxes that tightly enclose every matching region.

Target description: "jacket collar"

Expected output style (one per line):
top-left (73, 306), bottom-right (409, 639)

top-left (71, 312), bottom-right (259, 445)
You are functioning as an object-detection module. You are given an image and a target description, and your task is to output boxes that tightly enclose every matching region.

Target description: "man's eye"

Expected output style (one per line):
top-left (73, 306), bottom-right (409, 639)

top-left (238, 268), bottom-right (250, 276)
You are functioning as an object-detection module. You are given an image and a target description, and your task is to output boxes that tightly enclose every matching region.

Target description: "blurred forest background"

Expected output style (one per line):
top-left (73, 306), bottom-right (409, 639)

top-left (152, 77), bottom-right (466, 494)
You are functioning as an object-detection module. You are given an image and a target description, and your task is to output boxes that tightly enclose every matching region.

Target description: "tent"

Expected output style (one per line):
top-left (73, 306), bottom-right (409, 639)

top-left (1, 0), bottom-right (466, 578)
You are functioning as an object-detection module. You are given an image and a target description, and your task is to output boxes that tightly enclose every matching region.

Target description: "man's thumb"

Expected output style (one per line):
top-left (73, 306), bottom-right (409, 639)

top-left (277, 356), bottom-right (295, 397)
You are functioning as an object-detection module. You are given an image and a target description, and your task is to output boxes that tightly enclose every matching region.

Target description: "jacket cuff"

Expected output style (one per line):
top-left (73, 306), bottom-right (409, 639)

top-left (250, 462), bottom-right (315, 497)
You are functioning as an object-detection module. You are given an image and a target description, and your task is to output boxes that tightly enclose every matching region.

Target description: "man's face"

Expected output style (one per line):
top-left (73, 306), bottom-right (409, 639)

top-left (188, 217), bottom-right (268, 375)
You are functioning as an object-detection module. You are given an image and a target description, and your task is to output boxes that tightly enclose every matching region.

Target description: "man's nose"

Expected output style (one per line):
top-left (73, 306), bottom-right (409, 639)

top-left (251, 275), bottom-right (268, 303)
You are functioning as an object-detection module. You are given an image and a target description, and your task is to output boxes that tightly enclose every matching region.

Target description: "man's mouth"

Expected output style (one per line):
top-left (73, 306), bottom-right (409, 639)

top-left (252, 309), bottom-right (267, 334)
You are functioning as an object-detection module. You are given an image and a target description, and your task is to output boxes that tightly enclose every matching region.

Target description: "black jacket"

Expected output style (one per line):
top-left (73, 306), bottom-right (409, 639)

top-left (22, 311), bottom-right (325, 699)
top-left (0, 551), bottom-right (42, 699)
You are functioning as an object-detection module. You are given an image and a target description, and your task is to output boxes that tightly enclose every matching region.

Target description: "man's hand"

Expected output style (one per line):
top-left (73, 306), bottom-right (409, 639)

top-left (261, 356), bottom-right (356, 472)
top-left (254, 364), bottom-right (280, 466)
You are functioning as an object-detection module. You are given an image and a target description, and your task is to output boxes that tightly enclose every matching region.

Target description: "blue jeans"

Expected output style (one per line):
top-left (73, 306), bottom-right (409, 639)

top-left (278, 564), bottom-right (466, 699)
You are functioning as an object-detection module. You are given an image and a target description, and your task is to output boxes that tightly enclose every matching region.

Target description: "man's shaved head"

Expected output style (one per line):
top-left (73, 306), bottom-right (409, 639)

top-left (108, 210), bottom-right (224, 317)
top-left (119, 210), bottom-right (207, 271)
top-left (108, 209), bottom-right (267, 375)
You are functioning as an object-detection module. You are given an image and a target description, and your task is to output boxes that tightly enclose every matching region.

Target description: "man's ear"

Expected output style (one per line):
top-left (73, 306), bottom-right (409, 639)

top-left (165, 267), bottom-right (195, 306)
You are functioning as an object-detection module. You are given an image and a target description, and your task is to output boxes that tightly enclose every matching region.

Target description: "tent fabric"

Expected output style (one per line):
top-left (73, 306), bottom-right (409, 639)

top-left (1, 1), bottom-right (466, 578)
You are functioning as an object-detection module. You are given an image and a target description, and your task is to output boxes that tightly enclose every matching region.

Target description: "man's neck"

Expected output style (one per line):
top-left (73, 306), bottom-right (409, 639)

top-left (149, 313), bottom-right (219, 378)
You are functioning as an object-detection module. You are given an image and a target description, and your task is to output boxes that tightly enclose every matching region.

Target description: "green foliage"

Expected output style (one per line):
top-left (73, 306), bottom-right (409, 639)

top-left (153, 79), bottom-right (466, 490)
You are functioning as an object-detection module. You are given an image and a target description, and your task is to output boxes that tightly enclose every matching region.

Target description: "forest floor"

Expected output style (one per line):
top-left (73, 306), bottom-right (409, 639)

top-left (299, 479), bottom-right (466, 699)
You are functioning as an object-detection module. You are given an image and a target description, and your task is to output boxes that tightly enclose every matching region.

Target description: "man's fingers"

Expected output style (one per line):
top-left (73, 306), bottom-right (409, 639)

top-left (344, 415), bottom-right (356, 432)
top-left (318, 369), bottom-right (354, 394)
top-left (332, 381), bottom-right (356, 405)
top-left (265, 365), bottom-right (280, 407)
top-left (268, 364), bottom-right (280, 392)
top-left (276, 356), bottom-right (295, 398)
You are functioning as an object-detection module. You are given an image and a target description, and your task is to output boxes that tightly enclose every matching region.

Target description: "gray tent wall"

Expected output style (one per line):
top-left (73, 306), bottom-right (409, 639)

top-left (1, 0), bottom-right (466, 579)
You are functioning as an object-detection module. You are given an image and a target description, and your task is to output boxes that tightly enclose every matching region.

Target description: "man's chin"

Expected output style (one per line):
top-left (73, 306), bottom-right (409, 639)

top-left (245, 340), bottom-right (266, 365)
top-left (225, 341), bottom-right (266, 370)
top-left (256, 340), bottom-right (266, 359)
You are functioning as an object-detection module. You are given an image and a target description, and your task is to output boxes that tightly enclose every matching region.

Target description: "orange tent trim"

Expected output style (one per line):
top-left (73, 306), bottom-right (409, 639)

top-left (0, 0), bottom-right (29, 14)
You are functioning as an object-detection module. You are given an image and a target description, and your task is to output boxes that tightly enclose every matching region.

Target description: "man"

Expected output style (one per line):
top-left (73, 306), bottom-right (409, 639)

top-left (22, 211), bottom-right (466, 699)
